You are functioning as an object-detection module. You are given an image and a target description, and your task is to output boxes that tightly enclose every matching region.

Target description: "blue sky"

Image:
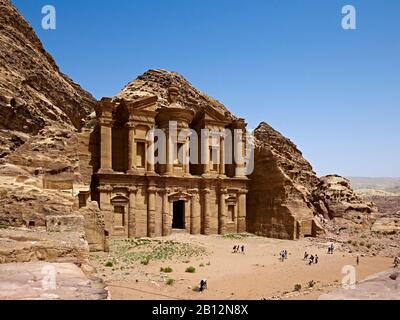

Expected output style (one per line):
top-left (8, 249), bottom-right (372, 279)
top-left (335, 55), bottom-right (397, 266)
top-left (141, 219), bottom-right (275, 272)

top-left (12, 0), bottom-right (400, 177)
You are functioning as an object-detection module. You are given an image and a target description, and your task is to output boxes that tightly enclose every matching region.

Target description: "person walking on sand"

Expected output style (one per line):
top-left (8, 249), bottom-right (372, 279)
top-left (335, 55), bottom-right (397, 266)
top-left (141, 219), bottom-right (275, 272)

top-left (284, 250), bottom-right (288, 260)
top-left (232, 245), bottom-right (237, 253)
top-left (308, 255), bottom-right (314, 265)
top-left (241, 245), bottom-right (245, 254)
top-left (315, 254), bottom-right (319, 264)
top-left (356, 256), bottom-right (360, 266)
top-left (304, 252), bottom-right (308, 260)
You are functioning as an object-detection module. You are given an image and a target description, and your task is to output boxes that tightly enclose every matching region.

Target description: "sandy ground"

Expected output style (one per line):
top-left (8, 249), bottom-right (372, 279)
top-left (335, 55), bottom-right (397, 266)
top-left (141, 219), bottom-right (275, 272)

top-left (90, 233), bottom-right (393, 300)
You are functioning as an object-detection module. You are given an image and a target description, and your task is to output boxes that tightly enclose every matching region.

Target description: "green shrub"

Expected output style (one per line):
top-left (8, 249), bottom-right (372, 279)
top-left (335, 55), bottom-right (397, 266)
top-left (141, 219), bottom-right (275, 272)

top-left (185, 266), bottom-right (196, 273)
top-left (294, 284), bottom-right (302, 292)
top-left (160, 267), bottom-right (173, 273)
top-left (192, 285), bottom-right (200, 292)
top-left (141, 256), bottom-right (150, 265)
top-left (166, 278), bottom-right (175, 285)
top-left (105, 261), bottom-right (113, 267)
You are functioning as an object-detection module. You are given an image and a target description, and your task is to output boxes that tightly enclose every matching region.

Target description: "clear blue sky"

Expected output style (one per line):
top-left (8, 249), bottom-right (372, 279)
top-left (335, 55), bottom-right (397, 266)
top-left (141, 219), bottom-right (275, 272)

top-left (12, 0), bottom-right (400, 177)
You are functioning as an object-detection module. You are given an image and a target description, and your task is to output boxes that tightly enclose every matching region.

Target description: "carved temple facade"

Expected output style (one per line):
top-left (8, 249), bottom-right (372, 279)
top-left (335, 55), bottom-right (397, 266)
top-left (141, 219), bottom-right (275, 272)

top-left (90, 87), bottom-right (249, 239)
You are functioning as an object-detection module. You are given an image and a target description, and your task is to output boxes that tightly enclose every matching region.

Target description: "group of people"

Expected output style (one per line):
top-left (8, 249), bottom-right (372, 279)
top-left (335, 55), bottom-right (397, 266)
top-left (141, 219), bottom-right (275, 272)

top-left (327, 243), bottom-right (335, 254)
top-left (279, 250), bottom-right (288, 262)
top-left (232, 245), bottom-right (245, 254)
top-left (304, 252), bottom-right (319, 265)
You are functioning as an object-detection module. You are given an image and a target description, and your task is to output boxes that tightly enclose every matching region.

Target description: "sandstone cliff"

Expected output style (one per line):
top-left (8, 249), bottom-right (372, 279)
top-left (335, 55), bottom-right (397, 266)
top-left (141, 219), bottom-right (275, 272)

top-left (0, 0), bottom-right (95, 159)
top-left (116, 69), bottom-right (235, 118)
top-left (247, 122), bottom-right (322, 239)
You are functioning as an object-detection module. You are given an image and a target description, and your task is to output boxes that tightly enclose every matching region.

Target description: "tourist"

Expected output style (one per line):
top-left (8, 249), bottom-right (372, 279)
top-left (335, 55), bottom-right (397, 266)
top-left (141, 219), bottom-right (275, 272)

top-left (241, 245), bottom-right (245, 254)
top-left (284, 250), bottom-right (288, 259)
top-left (236, 244), bottom-right (240, 253)
top-left (279, 250), bottom-right (285, 262)
top-left (232, 245), bottom-right (237, 253)
top-left (315, 254), bottom-right (319, 264)
top-left (308, 255), bottom-right (314, 265)
top-left (394, 256), bottom-right (400, 267)
top-left (199, 279), bottom-right (208, 292)
top-left (304, 252), bottom-right (308, 260)
top-left (330, 244), bottom-right (335, 254)
top-left (356, 256), bottom-right (360, 266)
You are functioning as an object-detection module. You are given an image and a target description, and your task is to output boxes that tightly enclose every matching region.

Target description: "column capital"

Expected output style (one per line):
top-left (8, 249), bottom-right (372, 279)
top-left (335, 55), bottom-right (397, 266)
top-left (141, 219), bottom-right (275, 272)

top-left (98, 185), bottom-right (113, 192)
top-left (188, 188), bottom-right (199, 195)
top-left (127, 186), bottom-right (138, 194)
top-left (201, 188), bottom-right (211, 194)
top-left (238, 189), bottom-right (248, 195)
top-left (147, 186), bottom-right (157, 193)
top-left (125, 121), bottom-right (136, 129)
top-left (98, 118), bottom-right (114, 127)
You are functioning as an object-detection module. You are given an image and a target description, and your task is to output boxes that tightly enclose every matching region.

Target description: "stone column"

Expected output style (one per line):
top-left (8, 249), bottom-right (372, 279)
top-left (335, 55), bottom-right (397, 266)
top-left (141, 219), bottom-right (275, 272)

top-left (237, 189), bottom-right (247, 233)
top-left (127, 122), bottom-right (137, 173)
top-left (219, 133), bottom-right (225, 176)
top-left (147, 186), bottom-right (157, 237)
top-left (202, 188), bottom-right (211, 235)
top-left (98, 119), bottom-right (113, 173)
top-left (165, 130), bottom-right (173, 175)
top-left (183, 141), bottom-right (190, 176)
top-left (161, 189), bottom-right (171, 236)
top-left (147, 130), bottom-right (155, 174)
top-left (128, 186), bottom-right (137, 238)
top-left (98, 185), bottom-right (113, 236)
top-left (189, 189), bottom-right (200, 234)
top-left (218, 188), bottom-right (227, 235)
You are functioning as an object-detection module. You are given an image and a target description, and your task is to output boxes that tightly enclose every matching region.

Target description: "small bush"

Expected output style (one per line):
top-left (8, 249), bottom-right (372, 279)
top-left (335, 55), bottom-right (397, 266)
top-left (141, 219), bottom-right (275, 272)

top-left (141, 256), bottom-right (150, 265)
top-left (308, 280), bottom-right (316, 288)
top-left (294, 284), bottom-right (302, 292)
top-left (105, 261), bottom-right (113, 267)
top-left (166, 278), bottom-right (175, 285)
top-left (199, 263), bottom-right (205, 267)
top-left (185, 266), bottom-right (196, 273)
top-left (359, 241), bottom-right (365, 247)
top-left (192, 285), bottom-right (200, 292)
top-left (160, 267), bottom-right (173, 273)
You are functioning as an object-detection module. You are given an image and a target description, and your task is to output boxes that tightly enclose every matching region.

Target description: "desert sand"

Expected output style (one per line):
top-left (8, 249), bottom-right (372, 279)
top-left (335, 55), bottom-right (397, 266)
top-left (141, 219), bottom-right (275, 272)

top-left (90, 233), bottom-right (393, 300)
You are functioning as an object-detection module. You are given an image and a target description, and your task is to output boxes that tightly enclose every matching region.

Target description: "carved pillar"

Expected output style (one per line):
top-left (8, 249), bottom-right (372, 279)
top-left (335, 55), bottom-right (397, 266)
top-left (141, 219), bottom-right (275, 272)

top-left (98, 119), bottom-right (114, 173)
top-left (219, 133), bottom-right (225, 176)
top-left (183, 140), bottom-right (190, 176)
top-left (218, 188), bottom-right (227, 235)
top-left (202, 188), bottom-right (211, 235)
top-left (189, 189), bottom-right (200, 234)
top-left (128, 186), bottom-right (137, 238)
top-left (98, 185), bottom-right (113, 237)
top-left (127, 122), bottom-right (137, 173)
top-left (237, 189), bottom-right (247, 233)
top-left (165, 130), bottom-right (173, 175)
top-left (147, 186), bottom-right (157, 237)
top-left (147, 130), bottom-right (155, 174)
top-left (161, 189), bottom-right (171, 236)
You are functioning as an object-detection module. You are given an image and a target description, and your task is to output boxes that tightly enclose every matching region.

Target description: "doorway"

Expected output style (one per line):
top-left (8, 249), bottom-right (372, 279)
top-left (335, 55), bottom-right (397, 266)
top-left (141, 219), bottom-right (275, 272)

top-left (172, 200), bottom-right (185, 229)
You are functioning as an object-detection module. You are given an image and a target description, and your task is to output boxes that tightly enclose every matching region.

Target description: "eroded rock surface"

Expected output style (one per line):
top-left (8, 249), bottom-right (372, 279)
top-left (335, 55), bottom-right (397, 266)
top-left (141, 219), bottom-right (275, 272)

top-left (247, 122), bottom-right (321, 239)
top-left (319, 270), bottom-right (400, 300)
top-left (0, 262), bottom-right (107, 300)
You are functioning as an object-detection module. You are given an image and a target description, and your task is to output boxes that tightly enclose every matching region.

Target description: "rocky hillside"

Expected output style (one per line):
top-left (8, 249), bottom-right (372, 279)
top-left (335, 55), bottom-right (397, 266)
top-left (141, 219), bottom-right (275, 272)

top-left (116, 69), bottom-right (235, 118)
top-left (0, 0), bottom-right (95, 159)
top-left (247, 122), bottom-right (322, 239)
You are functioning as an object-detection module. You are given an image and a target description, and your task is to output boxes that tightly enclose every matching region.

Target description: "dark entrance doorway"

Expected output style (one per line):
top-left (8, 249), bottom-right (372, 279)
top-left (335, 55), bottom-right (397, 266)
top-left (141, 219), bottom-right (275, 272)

top-left (172, 200), bottom-right (185, 229)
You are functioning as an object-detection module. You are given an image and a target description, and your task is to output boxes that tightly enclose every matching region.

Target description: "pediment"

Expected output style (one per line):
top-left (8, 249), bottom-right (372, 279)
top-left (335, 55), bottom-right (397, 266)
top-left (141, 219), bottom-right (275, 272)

top-left (194, 106), bottom-right (231, 127)
top-left (124, 96), bottom-right (158, 113)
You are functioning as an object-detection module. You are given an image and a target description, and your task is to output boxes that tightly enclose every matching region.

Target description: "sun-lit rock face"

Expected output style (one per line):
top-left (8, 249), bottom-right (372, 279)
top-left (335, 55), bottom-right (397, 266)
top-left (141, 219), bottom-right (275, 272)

top-left (0, 0), bottom-right (95, 158)
top-left (247, 122), bottom-right (322, 239)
